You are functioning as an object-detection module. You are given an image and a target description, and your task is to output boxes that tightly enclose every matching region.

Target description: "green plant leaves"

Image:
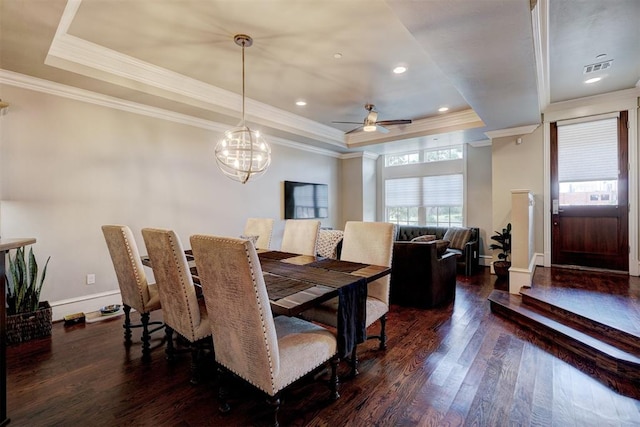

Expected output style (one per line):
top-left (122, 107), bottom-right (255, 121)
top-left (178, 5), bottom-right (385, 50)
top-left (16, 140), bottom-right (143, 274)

top-left (490, 223), bottom-right (511, 262)
top-left (5, 246), bottom-right (50, 314)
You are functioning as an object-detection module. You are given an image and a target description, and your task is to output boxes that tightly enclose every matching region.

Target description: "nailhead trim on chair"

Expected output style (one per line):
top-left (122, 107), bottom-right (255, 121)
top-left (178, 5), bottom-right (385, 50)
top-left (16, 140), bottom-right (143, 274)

top-left (244, 240), bottom-right (277, 393)
top-left (121, 228), bottom-right (148, 309)
top-left (167, 232), bottom-right (199, 342)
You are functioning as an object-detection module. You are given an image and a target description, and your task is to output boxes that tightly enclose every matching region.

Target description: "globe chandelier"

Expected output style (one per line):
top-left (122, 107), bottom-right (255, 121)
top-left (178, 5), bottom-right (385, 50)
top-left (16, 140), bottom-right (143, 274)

top-left (214, 34), bottom-right (271, 184)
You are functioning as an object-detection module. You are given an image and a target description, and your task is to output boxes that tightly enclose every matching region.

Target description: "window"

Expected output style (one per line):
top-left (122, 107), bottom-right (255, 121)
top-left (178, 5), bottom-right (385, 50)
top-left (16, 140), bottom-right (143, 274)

top-left (385, 145), bottom-right (463, 167)
top-left (385, 152), bottom-right (420, 167)
top-left (424, 146), bottom-right (463, 162)
top-left (385, 174), bottom-right (463, 227)
top-left (557, 118), bottom-right (618, 206)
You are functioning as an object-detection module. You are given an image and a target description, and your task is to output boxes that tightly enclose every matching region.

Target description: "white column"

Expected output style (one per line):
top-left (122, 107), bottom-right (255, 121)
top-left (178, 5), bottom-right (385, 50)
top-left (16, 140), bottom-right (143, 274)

top-left (510, 190), bottom-right (535, 293)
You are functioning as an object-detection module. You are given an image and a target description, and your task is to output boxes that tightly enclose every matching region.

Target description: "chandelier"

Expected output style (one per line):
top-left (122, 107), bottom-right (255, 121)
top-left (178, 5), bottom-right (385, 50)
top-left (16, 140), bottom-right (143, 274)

top-left (214, 34), bottom-right (271, 184)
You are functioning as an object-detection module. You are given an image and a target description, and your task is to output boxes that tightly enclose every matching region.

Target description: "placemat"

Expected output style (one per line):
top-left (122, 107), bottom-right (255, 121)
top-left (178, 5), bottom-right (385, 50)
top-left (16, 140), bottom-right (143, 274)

top-left (258, 251), bottom-right (299, 260)
top-left (306, 258), bottom-right (369, 273)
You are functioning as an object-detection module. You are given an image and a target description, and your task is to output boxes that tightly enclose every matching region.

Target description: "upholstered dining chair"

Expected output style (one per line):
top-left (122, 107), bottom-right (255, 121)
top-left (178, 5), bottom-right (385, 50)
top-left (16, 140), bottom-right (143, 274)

top-left (301, 221), bottom-right (395, 374)
top-left (190, 234), bottom-right (340, 427)
top-left (101, 225), bottom-right (164, 362)
top-left (243, 217), bottom-right (274, 249)
top-left (316, 229), bottom-right (344, 259)
top-left (280, 219), bottom-right (321, 256)
top-left (141, 227), bottom-right (212, 384)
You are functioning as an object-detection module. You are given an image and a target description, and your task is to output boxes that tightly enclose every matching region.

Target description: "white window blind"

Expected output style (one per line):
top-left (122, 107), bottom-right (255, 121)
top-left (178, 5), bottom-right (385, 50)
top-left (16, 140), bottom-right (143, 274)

top-left (557, 118), bottom-right (618, 182)
top-left (423, 174), bottom-right (463, 206)
top-left (385, 177), bottom-right (421, 206)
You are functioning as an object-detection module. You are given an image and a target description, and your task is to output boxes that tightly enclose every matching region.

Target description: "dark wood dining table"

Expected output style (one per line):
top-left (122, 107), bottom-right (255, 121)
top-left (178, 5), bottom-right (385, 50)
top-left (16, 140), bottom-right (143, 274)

top-left (141, 249), bottom-right (390, 358)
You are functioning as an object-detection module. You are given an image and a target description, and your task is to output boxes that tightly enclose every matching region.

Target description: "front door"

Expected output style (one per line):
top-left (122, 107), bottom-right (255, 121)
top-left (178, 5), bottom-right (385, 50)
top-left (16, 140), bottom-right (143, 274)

top-left (550, 112), bottom-right (628, 271)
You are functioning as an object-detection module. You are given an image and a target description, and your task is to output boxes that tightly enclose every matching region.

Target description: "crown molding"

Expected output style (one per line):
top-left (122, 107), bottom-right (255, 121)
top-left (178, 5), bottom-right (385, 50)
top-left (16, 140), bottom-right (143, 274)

top-left (531, 0), bottom-right (549, 113)
top-left (0, 69), bottom-right (344, 158)
top-left (339, 151), bottom-right (379, 160)
top-left (468, 139), bottom-right (492, 148)
top-left (543, 87), bottom-right (640, 122)
top-left (268, 136), bottom-right (342, 158)
top-left (345, 109), bottom-right (484, 148)
top-left (0, 69), bottom-right (228, 132)
top-left (485, 124), bottom-right (540, 139)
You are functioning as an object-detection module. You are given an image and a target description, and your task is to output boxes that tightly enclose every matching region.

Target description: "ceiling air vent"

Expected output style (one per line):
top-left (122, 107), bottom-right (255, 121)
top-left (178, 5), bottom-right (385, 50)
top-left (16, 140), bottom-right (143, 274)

top-left (583, 60), bottom-right (613, 74)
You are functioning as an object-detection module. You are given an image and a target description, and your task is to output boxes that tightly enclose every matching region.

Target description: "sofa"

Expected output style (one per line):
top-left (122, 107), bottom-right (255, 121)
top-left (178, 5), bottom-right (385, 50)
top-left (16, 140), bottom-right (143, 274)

top-left (395, 225), bottom-right (480, 276)
top-left (390, 240), bottom-right (457, 308)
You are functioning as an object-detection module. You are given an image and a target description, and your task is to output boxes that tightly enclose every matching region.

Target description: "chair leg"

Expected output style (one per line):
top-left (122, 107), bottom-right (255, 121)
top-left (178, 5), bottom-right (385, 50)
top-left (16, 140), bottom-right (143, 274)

top-left (349, 345), bottom-right (359, 377)
top-left (329, 357), bottom-right (340, 401)
top-left (122, 304), bottom-right (132, 345)
top-left (217, 367), bottom-right (231, 414)
top-left (165, 326), bottom-right (175, 361)
top-left (379, 314), bottom-right (387, 350)
top-left (140, 312), bottom-right (151, 362)
top-left (189, 345), bottom-right (200, 385)
top-left (267, 394), bottom-right (281, 427)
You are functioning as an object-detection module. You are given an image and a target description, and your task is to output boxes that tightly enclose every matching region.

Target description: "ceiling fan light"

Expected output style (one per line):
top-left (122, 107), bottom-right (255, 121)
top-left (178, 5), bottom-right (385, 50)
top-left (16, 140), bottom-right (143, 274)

top-left (363, 124), bottom-right (377, 132)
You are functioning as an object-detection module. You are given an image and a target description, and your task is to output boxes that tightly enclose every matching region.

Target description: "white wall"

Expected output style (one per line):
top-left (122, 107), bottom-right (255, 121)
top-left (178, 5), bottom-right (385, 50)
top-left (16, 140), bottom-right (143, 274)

top-left (362, 155), bottom-right (377, 222)
top-left (340, 156), bottom-right (364, 226)
top-left (0, 84), bottom-right (340, 318)
top-left (466, 144), bottom-right (493, 259)
top-left (491, 126), bottom-right (545, 261)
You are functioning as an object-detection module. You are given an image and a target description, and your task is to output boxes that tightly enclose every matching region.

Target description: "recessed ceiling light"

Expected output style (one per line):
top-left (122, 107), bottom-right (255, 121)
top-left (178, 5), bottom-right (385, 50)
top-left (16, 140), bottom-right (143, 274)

top-left (393, 66), bottom-right (407, 74)
top-left (334, 53), bottom-right (342, 59)
top-left (585, 77), bottom-right (602, 84)
top-left (596, 53), bottom-right (607, 60)
top-left (438, 107), bottom-right (449, 112)
top-left (295, 100), bottom-right (307, 106)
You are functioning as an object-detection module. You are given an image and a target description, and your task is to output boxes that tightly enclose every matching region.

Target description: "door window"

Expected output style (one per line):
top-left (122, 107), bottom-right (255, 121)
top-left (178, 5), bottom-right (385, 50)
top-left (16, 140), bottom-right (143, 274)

top-left (557, 117), bottom-right (618, 206)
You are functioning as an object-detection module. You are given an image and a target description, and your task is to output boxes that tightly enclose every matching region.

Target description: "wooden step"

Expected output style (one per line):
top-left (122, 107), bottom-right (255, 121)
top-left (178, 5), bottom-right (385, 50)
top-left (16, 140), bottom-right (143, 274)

top-left (488, 290), bottom-right (640, 382)
top-left (520, 288), bottom-right (640, 356)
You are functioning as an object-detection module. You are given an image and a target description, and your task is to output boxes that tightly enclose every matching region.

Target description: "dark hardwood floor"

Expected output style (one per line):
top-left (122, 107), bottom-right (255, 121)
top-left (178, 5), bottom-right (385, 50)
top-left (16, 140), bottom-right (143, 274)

top-left (6, 268), bottom-right (640, 426)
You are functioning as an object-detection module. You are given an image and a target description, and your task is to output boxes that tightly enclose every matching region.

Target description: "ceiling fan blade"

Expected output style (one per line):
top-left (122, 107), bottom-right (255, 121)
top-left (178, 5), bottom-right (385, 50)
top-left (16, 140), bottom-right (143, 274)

top-left (332, 121), bottom-right (364, 125)
top-left (345, 126), bottom-right (364, 134)
top-left (376, 119), bottom-right (412, 126)
top-left (376, 124), bottom-right (390, 134)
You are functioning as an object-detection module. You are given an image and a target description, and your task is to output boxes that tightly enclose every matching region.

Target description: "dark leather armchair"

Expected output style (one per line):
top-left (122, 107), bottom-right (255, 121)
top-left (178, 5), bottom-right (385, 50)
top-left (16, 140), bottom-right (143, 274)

top-left (390, 241), bottom-right (457, 309)
top-left (395, 225), bottom-right (480, 276)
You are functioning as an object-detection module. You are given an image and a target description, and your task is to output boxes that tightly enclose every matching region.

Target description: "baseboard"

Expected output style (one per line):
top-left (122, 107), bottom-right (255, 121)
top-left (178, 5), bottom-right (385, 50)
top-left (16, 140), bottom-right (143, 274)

top-left (49, 290), bottom-right (122, 321)
top-left (479, 255), bottom-right (492, 267)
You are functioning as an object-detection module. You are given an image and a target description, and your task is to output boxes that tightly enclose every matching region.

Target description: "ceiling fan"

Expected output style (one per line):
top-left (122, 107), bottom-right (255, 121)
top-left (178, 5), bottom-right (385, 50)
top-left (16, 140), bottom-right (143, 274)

top-left (333, 103), bottom-right (412, 134)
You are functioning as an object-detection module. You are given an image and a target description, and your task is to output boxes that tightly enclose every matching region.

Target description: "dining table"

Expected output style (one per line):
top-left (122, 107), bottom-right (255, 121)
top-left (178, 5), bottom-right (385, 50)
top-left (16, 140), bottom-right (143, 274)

top-left (141, 248), bottom-right (391, 359)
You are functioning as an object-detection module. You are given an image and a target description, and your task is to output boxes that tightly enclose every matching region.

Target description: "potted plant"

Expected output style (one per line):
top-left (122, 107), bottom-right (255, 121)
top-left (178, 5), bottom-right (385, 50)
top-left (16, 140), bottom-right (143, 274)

top-left (5, 246), bottom-right (51, 344)
top-left (490, 223), bottom-right (511, 279)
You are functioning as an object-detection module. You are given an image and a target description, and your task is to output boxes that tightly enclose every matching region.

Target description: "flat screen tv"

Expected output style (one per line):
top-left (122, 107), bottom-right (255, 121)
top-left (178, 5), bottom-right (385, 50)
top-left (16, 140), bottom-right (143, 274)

top-left (284, 180), bottom-right (329, 219)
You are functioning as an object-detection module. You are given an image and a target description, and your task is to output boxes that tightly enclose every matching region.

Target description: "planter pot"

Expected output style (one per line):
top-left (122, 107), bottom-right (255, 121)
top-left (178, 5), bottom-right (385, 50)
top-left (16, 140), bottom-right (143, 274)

top-left (6, 301), bottom-right (52, 345)
top-left (493, 261), bottom-right (511, 279)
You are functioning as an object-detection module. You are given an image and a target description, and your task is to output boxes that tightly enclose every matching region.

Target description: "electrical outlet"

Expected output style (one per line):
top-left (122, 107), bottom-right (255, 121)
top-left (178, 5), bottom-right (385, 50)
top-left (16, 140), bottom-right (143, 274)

top-left (86, 274), bottom-right (96, 285)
